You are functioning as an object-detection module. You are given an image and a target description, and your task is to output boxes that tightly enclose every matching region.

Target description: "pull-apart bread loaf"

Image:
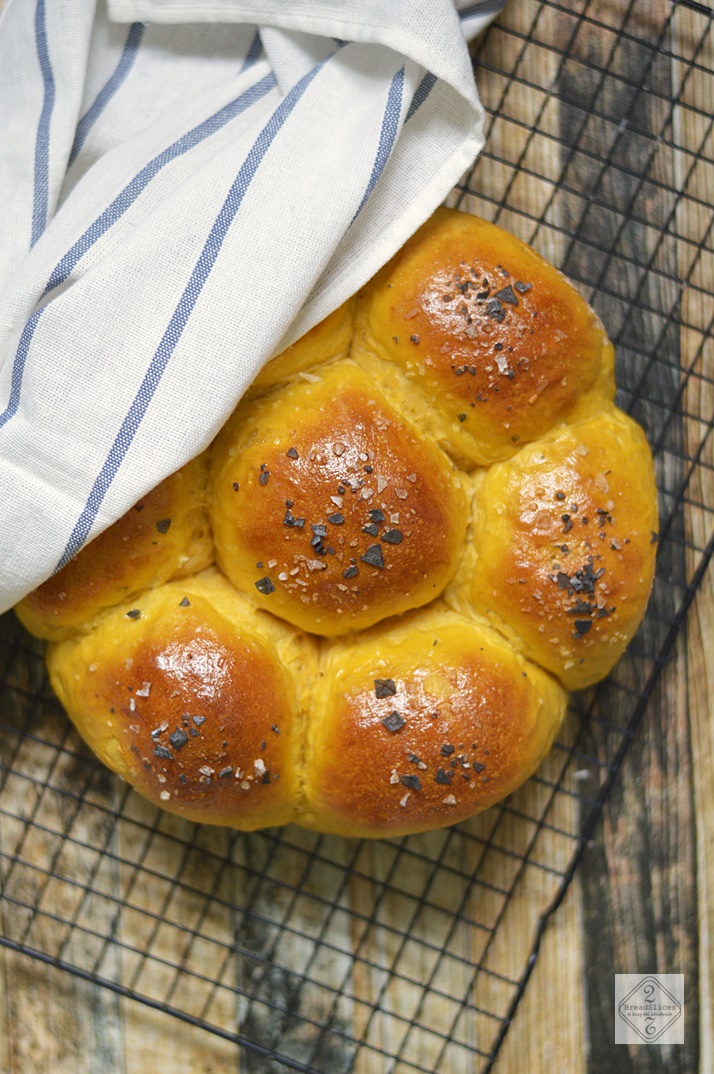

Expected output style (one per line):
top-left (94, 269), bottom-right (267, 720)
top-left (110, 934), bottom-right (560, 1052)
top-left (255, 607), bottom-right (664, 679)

top-left (16, 208), bottom-right (658, 838)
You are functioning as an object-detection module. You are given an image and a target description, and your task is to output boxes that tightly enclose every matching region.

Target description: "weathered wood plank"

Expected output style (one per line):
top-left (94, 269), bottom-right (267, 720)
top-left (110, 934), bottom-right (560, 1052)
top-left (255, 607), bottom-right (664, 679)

top-left (0, 620), bottom-right (125, 1074)
top-left (118, 807), bottom-right (241, 1073)
top-left (567, 3), bottom-right (702, 1072)
top-left (678, 10), bottom-right (714, 1073)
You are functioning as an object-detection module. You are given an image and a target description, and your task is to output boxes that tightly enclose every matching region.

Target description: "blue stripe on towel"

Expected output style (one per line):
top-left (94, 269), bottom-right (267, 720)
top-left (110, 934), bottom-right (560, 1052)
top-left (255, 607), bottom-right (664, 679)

top-left (69, 22), bottom-right (146, 167)
top-left (350, 66), bottom-right (405, 225)
top-left (405, 71), bottom-right (437, 123)
top-left (459, 0), bottom-right (506, 23)
top-left (55, 57), bottom-right (327, 570)
top-left (0, 72), bottom-right (276, 432)
top-left (240, 29), bottom-right (263, 73)
top-left (31, 0), bottom-right (56, 247)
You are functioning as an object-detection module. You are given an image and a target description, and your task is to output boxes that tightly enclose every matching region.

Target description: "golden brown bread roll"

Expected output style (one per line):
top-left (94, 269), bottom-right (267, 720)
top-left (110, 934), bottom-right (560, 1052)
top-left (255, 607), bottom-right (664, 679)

top-left (17, 208), bottom-right (658, 838)
top-left (16, 453), bottom-right (213, 641)
top-left (210, 362), bottom-right (469, 635)
top-left (453, 407), bottom-right (658, 690)
top-left (48, 571), bottom-right (312, 830)
top-left (354, 207), bottom-right (615, 466)
top-left (300, 606), bottom-right (566, 838)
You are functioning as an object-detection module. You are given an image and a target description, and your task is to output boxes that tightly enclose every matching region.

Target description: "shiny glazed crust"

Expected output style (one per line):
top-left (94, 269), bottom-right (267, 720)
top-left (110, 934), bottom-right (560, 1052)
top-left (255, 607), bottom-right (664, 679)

top-left (210, 362), bottom-right (469, 635)
top-left (19, 209), bottom-right (658, 837)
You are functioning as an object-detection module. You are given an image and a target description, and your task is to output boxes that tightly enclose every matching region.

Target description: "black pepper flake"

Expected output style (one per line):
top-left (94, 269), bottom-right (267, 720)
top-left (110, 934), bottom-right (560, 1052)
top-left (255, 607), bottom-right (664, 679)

top-left (568, 600), bottom-right (594, 615)
top-left (435, 768), bottom-right (453, 785)
top-left (410, 334), bottom-right (420, 344)
top-left (255, 577), bottom-right (275, 595)
top-left (286, 447), bottom-right (299, 459)
top-left (311, 535), bottom-right (327, 553)
top-left (258, 468), bottom-right (270, 486)
top-left (381, 529), bottom-right (403, 545)
top-left (189, 728), bottom-right (200, 737)
top-left (232, 482), bottom-right (240, 491)
top-left (126, 609), bottom-right (141, 619)
top-left (556, 491), bottom-right (565, 501)
top-left (514, 280), bottom-right (532, 293)
top-left (261, 770), bottom-right (271, 784)
top-left (156, 518), bottom-right (172, 534)
top-left (494, 284), bottom-right (518, 306)
top-left (458, 413), bottom-right (467, 423)
top-left (487, 298), bottom-right (506, 321)
top-left (574, 619), bottom-right (593, 637)
top-left (562, 514), bottom-right (573, 533)
top-left (374, 678), bottom-right (397, 698)
top-left (193, 715), bottom-right (205, 726)
top-left (472, 760), bottom-right (486, 773)
top-left (271, 723), bottom-right (280, 734)
top-left (360, 545), bottom-right (385, 569)
top-left (369, 509), bottom-right (385, 523)
top-left (134, 503), bottom-right (145, 512)
top-left (328, 513), bottom-right (344, 525)
top-left (219, 766), bottom-right (233, 779)
top-left (441, 744), bottom-right (455, 756)
top-left (382, 711), bottom-right (405, 732)
top-left (555, 571), bottom-right (571, 590)
top-left (179, 596), bottom-right (190, 607)
top-left (179, 773), bottom-right (187, 784)
top-left (169, 728), bottom-right (188, 751)
top-left (400, 773), bottom-right (421, 791)
top-left (153, 745), bottom-right (173, 761)
top-left (362, 523), bottom-right (379, 537)
top-left (284, 508), bottom-right (306, 528)
top-left (343, 565), bottom-right (358, 580)
top-left (312, 523), bottom-right (328, 537)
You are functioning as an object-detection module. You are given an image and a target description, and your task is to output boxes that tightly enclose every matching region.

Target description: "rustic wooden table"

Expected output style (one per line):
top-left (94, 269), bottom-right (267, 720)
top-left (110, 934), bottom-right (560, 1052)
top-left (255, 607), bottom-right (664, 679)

top-left (1, 2), bottom-right (712, 1072)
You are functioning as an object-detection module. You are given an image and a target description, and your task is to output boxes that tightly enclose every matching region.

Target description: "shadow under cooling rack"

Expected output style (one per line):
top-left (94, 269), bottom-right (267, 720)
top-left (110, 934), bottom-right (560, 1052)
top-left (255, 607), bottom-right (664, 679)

top-left (1, 1), bottom-right (713, 1071)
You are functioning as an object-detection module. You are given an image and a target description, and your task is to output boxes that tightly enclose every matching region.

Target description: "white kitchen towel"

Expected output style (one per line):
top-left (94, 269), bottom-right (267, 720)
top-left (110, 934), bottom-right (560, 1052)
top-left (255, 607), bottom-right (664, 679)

top-left (0, 0), bottom-right (503, 613)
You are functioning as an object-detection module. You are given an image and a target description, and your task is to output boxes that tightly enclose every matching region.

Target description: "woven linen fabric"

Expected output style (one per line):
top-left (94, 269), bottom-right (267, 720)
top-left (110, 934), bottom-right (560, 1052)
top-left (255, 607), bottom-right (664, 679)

top-left (0, 0), bottom-right (503, 613)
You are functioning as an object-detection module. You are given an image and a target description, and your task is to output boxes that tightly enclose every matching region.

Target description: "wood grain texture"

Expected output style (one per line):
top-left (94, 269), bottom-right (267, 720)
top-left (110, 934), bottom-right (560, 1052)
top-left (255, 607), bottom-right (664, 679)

top-left (679, 6), bottom-right (714, 1069)
top-left (1, 3), bottom-right (712, 1072)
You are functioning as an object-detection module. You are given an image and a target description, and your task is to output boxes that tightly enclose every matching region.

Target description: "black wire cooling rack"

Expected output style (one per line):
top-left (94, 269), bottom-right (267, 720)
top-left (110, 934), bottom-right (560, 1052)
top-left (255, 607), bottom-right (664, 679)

top-left (1, 2), bottom-right (713, 1071)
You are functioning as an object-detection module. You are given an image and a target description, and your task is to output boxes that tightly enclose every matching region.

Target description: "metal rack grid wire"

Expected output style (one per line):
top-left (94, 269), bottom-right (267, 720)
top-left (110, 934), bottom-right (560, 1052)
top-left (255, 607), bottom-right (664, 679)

top-left (1, 1), bottom-right (713, 1070)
